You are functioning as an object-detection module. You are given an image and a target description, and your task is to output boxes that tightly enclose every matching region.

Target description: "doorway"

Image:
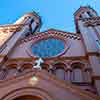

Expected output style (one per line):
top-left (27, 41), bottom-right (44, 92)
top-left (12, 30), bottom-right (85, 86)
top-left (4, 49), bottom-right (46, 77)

top-left (13, 95), bottom-right (43, 100)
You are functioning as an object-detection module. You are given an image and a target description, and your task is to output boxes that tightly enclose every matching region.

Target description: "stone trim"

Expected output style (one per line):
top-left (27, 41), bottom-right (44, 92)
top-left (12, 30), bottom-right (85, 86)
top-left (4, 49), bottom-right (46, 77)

top-left (82, 17), bottom-right (100, 26)
top-left (1, 87), bottom-right (54, 100)
top-left (18, 30), bottom-right (81, 45)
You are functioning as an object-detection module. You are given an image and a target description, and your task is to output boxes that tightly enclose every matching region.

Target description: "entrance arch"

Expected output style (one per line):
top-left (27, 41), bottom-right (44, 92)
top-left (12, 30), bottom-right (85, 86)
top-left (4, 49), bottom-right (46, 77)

top-left (1, 87), bottom-right (54, 100)
top-left (13, 95), bottom-right (42, 100)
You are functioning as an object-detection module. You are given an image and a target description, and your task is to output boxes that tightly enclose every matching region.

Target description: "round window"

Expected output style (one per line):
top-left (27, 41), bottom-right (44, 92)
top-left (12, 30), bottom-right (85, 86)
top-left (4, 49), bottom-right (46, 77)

top-left (31, 38), bottom-right (65, 58)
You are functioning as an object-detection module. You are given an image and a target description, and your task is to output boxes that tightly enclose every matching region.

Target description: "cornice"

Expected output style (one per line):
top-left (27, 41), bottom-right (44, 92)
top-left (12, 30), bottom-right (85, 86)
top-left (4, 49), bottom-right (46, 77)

top-left (18, 29), bottom-right (81, 45)
top-left (0, 24), bottom-right (24, 32)
top-left (86, 52), bottom-right (100, 56)
top-left (82, 16), bottom-right (100, 27)
top-left (5, 52), bottom-right (100, 65)
top-left (6, 56), bottom-right (88, 63)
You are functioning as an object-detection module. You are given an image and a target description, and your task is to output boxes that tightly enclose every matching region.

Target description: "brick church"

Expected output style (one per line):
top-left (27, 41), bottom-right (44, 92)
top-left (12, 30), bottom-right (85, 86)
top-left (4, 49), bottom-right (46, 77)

top-left (0, 6), bottom-right (100, 100)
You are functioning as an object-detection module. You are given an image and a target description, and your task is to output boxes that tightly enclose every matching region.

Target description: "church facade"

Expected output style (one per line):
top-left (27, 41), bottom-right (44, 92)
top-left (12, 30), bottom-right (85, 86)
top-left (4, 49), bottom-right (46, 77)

top-left (0, 6), bottom-right (100, 100)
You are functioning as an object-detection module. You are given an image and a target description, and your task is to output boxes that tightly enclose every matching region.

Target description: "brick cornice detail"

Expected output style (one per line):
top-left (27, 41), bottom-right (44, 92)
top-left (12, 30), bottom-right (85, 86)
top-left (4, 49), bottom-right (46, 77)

top-left (82, 16), bottom-right (100, 26)
top-left (18, 29), bottom-right (81, 45)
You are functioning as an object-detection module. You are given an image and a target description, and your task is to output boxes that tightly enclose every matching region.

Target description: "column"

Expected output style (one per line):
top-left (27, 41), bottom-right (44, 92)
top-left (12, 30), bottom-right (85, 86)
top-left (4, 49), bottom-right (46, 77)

top-left (65, 70), bottom-right (71, 82)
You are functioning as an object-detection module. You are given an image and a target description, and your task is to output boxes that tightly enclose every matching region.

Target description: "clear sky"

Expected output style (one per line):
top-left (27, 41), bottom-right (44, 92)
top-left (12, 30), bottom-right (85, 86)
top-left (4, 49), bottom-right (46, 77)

top-left (0, 0), bottom-right (100, 32)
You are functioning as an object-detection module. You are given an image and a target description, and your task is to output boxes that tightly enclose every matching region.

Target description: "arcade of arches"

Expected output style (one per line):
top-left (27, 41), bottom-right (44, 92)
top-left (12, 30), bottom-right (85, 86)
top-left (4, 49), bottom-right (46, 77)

top-left (0, 61), bottom-right (96, 95)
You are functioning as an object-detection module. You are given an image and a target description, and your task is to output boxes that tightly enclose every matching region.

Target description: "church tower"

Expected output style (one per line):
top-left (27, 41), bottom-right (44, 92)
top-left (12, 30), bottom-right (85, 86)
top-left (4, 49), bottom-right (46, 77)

top-left (74, 6), bottom-right (100, 95)
top-left (0, 11), bottom-right (41, 65)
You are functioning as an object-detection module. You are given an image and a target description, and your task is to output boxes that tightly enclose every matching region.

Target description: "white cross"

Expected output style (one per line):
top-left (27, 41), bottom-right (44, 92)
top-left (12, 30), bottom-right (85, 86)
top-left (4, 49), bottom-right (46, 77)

top-left (33, 58), bottom-right (44, 70)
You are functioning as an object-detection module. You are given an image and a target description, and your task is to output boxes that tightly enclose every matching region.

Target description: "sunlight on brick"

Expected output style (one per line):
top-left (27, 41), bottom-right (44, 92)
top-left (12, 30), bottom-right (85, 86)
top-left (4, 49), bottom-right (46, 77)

top-left (29, 76), bottom-right (38, 86)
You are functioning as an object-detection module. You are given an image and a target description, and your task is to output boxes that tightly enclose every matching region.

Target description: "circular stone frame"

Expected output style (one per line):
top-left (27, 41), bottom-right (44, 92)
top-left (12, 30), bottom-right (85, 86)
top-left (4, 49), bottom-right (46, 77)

top-left (26, 32), bottom-right (69, 59)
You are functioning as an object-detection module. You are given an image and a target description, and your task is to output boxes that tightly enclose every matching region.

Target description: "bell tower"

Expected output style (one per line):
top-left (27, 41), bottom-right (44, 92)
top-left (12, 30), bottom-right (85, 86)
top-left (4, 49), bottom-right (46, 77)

top-left (0, 11), bottom-right (42, 65)
top-left (74, 6), bottom-right (100, 95)
top-left (14, 11), bottom-right (42, 34)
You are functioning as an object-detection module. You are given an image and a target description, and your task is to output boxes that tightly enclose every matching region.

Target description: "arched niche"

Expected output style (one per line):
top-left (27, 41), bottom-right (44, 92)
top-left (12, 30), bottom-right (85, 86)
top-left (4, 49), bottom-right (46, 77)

top-left (53, 63), bottom-right (66, 80)
top-left (71, 62), bottom-right (85, 83)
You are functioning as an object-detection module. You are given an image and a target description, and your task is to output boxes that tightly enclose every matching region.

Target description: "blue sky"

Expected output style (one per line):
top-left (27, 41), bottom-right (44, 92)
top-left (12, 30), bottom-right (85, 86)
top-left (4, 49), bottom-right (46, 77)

top-left (0, 0), bottom-right (100, 32)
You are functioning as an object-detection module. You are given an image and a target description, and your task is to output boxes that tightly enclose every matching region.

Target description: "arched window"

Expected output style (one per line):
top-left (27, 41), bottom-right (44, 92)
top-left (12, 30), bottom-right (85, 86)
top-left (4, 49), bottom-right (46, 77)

top-left (55, 68), bottom-right (65, 80)
top-left (72, 68), bottom-right (83, 82)
top-left (79, 15), bottom-right (82, 19)
top-left (87, 11), bottom-right (93, 17)
top-left (53, 63), bottom-right (66, 80)
top-left (71, 62), bottom-right (84, 83)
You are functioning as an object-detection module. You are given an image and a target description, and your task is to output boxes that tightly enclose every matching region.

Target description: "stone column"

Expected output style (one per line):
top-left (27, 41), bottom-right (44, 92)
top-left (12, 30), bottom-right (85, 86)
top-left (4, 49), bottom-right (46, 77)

top-left (65, 70), bottom-right (71, 82)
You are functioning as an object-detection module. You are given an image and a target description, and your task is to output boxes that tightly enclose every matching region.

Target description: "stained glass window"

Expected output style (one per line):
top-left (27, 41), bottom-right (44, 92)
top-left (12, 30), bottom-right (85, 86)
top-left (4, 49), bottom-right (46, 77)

top-left (31, 38), bottom-right (65, 58)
